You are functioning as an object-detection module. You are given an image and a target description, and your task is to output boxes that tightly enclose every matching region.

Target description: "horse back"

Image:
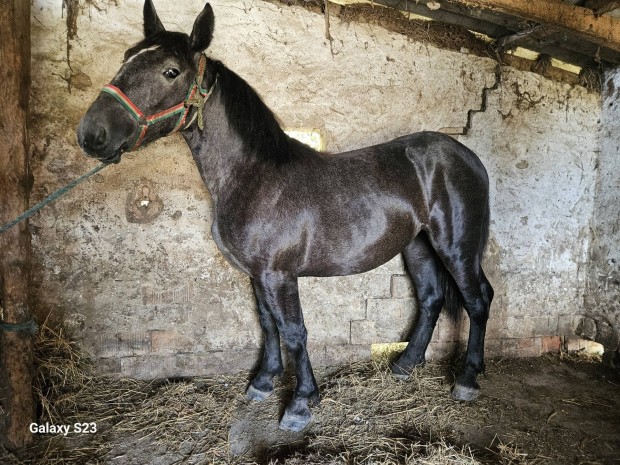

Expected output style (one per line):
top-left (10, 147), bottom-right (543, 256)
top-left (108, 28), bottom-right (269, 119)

top-left (214, 131), bottom-right (488, 278)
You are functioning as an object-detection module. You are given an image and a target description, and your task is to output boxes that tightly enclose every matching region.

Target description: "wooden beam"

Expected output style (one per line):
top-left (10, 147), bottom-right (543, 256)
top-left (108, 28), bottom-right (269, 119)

top-left (373, 0), bottom-right (515, 38)
top-left (457, 0), bottom-right (620, 52)
top-left (0, 0), bottom-right (35, 450)
top-left (496, 24), bottom-right (556, 50)
top-left (585, 0), bottom-right (620, 16)
top-left (373, 0), bottom-right (620, 65)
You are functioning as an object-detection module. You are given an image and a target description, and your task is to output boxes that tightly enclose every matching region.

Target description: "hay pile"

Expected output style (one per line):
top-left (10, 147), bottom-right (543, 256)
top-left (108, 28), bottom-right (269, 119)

top-left (277, 360), bottom-right (480, 464)
top-left (1, 323), bottom-right (486, 464)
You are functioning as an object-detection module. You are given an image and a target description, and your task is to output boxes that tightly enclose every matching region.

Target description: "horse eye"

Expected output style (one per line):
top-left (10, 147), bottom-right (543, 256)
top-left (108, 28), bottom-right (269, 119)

top-left (163, 68), bottom-right (180, 79)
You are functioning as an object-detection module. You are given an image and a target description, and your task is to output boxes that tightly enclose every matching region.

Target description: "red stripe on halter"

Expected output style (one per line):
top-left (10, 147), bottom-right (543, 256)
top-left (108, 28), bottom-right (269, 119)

top-left (101, 85), bottom-right (146, 122)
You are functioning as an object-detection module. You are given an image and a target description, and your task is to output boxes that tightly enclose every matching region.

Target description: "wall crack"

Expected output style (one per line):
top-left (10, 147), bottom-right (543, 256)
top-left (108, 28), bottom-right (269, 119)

top-left (440, 57), bottom-right (503, 136)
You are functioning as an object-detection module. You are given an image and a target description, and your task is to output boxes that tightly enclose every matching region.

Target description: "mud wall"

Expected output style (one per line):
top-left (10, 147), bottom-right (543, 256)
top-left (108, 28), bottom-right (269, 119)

top-left (29, 0), bottom-right (601, 378)
top-left (581, 67), bottom-right (620, 361)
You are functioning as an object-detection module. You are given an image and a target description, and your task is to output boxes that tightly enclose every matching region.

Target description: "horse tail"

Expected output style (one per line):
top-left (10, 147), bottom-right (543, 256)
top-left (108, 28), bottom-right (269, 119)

top-left (480, 198), bottom-right (491, 253)
top-left (439, 264), bottom-right (463, 321)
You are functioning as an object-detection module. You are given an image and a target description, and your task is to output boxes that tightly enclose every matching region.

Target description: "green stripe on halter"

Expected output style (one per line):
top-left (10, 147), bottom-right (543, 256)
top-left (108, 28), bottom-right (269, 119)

top-left (147, 104), bottom-right (186, 125)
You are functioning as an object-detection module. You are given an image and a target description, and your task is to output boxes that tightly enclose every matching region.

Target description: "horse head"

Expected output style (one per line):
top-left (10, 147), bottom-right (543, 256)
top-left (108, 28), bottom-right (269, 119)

top-left (77, 0), bottom-right (215, 163)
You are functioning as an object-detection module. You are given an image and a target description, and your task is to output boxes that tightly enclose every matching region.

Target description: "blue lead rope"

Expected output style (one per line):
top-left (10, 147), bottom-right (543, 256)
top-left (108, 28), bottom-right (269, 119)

top-left (0, 319), bottom-right (39, 335)
top-left (0, 162), bottom-right (108, 234)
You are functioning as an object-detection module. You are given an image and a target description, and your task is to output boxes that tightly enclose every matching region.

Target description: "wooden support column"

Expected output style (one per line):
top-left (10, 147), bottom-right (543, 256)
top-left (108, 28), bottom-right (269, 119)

top-left (0, 0), bottom-right (35, 449)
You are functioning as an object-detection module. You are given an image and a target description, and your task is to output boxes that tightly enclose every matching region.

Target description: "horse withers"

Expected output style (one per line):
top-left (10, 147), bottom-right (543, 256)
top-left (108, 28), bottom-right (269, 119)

top-left (77, 0), bottom-right (494, 432)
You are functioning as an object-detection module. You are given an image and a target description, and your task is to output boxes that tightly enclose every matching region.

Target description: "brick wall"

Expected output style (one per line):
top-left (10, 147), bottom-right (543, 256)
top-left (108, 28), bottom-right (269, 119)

top-left (95, 266), bottom-right (570, 379)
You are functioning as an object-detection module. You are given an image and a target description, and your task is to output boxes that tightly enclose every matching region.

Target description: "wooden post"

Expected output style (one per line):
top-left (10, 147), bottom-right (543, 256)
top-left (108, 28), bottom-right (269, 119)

top-left (0, 0), bottom-right (35, 449)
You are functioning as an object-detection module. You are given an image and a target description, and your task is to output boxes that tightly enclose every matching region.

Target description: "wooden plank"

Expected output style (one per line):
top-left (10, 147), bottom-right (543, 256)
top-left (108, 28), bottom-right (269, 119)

top-left (496, 24), bottom-right (556, 49)
top-left (373, 0), bottom-right (515, 37)
top-left (458, 0), bottom-right (620, 52)
top-left (0, 0), bottom-right (35, 450)
top-left (517, 31), bottom-right (620, 66)
top-left (585, 0), bottom-right (620, 16)
top-left (372, 0), bottom-right (620, 65)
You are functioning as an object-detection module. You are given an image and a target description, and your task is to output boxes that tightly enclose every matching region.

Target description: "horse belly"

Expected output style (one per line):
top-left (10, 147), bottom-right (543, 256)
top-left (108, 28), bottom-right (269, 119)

top-left (300, 210), bottom-right (416, 277)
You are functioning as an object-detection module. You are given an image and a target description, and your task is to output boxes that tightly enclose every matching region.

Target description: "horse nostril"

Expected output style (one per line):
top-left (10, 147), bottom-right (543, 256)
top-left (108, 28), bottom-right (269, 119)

top-left (81, 124), bottom-right (109, 152)
top-left (94, 125), bottom-right (108, 148)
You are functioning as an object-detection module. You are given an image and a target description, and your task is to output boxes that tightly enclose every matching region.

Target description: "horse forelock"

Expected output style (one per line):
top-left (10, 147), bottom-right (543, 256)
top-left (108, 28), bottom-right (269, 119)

top-left (123, 32), bottom-right (194, 67)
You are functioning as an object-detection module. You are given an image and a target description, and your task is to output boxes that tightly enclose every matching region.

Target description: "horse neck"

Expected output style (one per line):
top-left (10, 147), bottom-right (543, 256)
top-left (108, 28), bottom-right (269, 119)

top-left (181, 92), bottom-right (250, 202)
top-left (181, 61), bottom-right (291, 202)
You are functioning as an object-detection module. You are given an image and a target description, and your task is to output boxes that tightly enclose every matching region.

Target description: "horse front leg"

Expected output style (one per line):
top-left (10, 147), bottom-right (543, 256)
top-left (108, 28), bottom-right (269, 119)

top-left (247, 278), bottom-right (284, 401)
top-left (253, 271), bottom-right (319, 432)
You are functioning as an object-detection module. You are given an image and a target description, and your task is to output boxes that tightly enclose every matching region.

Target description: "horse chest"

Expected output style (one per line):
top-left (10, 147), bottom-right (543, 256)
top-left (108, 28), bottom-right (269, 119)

top-left (210, 220), bottom-right (252, 276)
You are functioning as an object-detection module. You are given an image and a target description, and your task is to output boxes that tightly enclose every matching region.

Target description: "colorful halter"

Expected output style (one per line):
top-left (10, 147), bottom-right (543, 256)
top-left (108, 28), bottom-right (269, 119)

top-left (101, 54), bottom-right (212, 152)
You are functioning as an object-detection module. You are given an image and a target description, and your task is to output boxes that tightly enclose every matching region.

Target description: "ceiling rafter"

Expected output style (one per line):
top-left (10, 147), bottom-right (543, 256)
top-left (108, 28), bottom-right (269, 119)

top-left (370, 0), bottom-right (620, 68)
top-left (585, 0), bottom-right (620, 16)
top-left (458, 0), bottom-right (620, 52)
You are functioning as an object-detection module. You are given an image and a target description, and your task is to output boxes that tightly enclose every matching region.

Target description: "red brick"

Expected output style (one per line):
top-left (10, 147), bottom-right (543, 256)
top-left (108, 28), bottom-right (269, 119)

top-left (541, 336), bottom-right (561, 353)
top-left (150, 330), bottom-right (193, 353)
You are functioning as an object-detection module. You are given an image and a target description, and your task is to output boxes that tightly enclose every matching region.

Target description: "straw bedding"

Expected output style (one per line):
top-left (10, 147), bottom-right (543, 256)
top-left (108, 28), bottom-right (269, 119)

top-left (2, 323), bottom-right (483, 464)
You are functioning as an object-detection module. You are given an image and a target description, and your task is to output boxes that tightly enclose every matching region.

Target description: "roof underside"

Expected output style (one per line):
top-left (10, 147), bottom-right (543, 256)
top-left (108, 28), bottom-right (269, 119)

top-left (331, 0), bottom-right (620, 70)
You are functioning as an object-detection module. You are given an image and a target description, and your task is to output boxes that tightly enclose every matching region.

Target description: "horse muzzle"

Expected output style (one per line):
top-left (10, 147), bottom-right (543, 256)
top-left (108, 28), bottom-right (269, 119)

top-left (77, 102), bottom-right (134, 164)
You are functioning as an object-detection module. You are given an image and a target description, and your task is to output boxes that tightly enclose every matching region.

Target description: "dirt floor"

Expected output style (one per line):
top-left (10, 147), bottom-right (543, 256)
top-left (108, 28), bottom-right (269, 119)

top-left (2, 351), bottom-right (619, 464)
top-left (450, 354), bottom-right (620, 464)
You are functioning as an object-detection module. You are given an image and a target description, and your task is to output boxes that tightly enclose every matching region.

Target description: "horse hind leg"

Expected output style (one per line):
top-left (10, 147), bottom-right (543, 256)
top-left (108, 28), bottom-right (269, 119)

top-left (451, 268), bottom-right (493, 401)
top-left (392, 232), bottom-right (446, 378)
top-left (430, 234), bottom-right (493, 401)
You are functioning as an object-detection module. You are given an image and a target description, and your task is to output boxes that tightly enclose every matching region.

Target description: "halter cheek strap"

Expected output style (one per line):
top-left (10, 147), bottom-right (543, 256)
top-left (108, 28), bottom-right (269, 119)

top-left (101, 54), bottom-right (213, 152)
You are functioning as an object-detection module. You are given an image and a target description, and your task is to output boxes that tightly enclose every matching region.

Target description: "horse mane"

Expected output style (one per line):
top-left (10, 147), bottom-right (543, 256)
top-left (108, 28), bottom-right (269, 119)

top-left (208, 59), bottom-right (300, 165)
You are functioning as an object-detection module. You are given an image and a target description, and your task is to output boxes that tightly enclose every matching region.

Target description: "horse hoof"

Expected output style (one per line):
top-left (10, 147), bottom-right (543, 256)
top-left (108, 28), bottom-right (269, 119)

top-left (279, 411), bottom-right (311, 432)
top-left (451, 383), bottom-right (480, 402)
top-left (246, 384), bottom-right (273, 402)
top-left (391, 364), bottom-right (413, 381)
top-left (392, 372), bottom-right (410, 381)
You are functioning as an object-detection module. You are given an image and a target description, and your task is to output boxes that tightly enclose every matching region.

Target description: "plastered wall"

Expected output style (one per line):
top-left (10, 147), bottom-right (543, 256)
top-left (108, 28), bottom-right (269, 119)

top-left (581, 67), bottom-right (620, 360)
top-left (29, 0), bottom-right (603, 378)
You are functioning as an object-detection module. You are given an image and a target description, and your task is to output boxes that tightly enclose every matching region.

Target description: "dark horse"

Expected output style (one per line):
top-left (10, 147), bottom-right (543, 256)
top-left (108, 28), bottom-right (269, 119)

top-left (78, 1), bottom-right (493, 432)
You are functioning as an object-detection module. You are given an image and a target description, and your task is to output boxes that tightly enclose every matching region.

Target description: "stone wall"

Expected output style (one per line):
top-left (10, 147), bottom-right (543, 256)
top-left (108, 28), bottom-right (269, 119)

top-left (580, 66), bottom-right (620, 365)
top-left (29, 0), bottom-right (602, 378)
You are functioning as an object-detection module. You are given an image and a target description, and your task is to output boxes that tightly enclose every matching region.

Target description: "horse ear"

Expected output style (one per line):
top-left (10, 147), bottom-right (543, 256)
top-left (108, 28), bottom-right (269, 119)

top-left (144, 0), bottom-right (165, 37)
top-left (189, 3), bottom-right (215, 51)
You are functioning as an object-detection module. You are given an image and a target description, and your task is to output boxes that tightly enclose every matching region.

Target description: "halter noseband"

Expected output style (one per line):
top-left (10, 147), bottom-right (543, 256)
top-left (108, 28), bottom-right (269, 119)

top-left (101, 54), bottom-right (213, 152)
